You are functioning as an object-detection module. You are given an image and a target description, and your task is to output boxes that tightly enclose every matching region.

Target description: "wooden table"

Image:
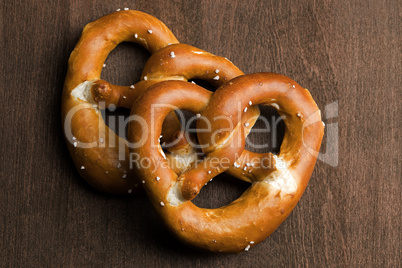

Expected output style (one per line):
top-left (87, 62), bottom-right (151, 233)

top-left (1, 0), bottom-right (400, 267)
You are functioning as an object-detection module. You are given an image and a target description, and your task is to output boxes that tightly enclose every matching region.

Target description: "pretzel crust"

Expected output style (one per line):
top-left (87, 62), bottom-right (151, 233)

top-left (128, 74), bottom-right (324, 253)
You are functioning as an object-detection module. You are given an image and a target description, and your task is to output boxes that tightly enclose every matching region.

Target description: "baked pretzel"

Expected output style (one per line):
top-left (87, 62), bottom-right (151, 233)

top-left (128, 74), bottom-right (324, 253)
top-left (62, 11), bottom-right (252, 194)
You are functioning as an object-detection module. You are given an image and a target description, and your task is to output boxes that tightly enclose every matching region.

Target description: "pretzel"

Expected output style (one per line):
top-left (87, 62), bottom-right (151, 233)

top-left (62, 10), bottom-right (254, 194)
top-left (128, 74), bottom-right (324, 253)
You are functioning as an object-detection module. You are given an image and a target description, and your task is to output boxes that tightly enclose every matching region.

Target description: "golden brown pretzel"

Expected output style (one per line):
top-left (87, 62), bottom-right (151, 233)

top-left (62, 10), bottom-right (254, 194)
top-left (128, 74), bottom-right (324, 253)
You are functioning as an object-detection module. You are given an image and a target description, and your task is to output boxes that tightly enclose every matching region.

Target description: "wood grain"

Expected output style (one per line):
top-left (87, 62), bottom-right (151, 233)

top-left (1, 0), bottom-right (400, 267)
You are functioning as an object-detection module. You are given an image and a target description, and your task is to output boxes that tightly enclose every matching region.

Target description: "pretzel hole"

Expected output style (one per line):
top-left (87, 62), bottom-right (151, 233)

top-left (245, 105), bottom-right (285, 154)
top-left (170, 110), bottom-right (200, 147)
top-left (102, 42), bottom-right (150, 86)
top-left (99, 43), bottom-right (152, 139)
top-left (188, 79), bottom-right (216, 92)
top-left (192, 173), bottom-right (250, 209)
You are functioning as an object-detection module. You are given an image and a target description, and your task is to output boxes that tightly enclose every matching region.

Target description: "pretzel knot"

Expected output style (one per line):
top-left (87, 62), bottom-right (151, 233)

top-left (128, 74), bottom-right (324, 253)
top-left (62, 11), bottom-right (248, 194)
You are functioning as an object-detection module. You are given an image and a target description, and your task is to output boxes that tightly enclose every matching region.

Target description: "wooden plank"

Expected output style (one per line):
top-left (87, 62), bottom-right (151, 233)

top-left (0, 0), bottom-right (400, 266)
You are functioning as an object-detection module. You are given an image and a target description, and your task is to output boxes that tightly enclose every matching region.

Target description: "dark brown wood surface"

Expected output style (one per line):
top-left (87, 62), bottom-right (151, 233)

top-left (1, 0), bottom-right (400, 267)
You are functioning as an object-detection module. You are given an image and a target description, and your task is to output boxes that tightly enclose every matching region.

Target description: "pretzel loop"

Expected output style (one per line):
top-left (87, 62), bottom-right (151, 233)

top-left (128, 73), bottom-right (324, 253)
top-left (62, 11), bottom-right (252, 194)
